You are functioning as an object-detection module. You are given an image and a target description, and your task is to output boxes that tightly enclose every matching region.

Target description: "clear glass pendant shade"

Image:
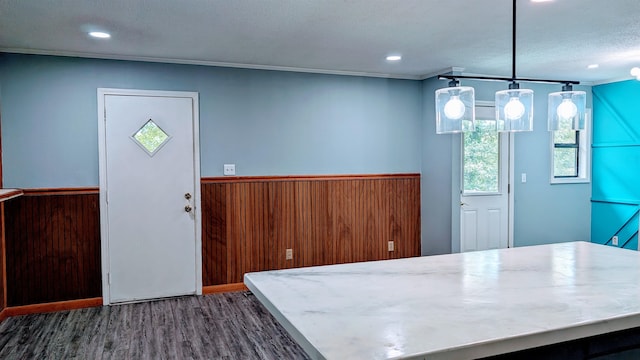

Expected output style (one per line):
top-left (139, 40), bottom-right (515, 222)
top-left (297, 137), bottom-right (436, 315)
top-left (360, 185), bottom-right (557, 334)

top-left (435, 86), bottom-right (475, 134)
top-left (547, 90), bottom-right (586, 131)
top-left (495, 88), bottom-right (533, 132)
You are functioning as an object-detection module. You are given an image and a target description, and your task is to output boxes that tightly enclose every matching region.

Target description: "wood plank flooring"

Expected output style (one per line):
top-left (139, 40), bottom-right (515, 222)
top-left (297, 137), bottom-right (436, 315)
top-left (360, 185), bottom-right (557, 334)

top-left (0, 292), bottom-right (310, 360)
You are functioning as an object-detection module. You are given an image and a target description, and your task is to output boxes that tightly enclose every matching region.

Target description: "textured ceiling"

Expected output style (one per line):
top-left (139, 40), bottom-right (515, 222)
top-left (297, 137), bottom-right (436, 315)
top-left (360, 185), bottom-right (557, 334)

top-left (1, 0), bottom-right (639, 83)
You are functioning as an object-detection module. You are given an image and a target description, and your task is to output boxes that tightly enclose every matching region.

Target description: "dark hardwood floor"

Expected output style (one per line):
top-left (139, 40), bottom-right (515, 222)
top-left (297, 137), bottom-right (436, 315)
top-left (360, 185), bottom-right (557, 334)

top-left (0, 291), bottom-right (310, 360)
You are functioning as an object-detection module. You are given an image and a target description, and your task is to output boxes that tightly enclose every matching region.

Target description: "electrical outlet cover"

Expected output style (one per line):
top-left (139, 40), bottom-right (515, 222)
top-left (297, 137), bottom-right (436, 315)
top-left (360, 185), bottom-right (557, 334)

top-left (223, 164), bottom-right (236, 176)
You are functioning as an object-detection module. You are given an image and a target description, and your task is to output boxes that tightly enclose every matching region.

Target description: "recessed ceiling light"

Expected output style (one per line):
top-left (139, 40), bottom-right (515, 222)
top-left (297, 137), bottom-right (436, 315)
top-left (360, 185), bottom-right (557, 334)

top-left (89, 31), bottom-right (111, 39)
top-left (386, 55), bottom-right (402, 61)
top-left (587, 64), bottom-right (599, 69)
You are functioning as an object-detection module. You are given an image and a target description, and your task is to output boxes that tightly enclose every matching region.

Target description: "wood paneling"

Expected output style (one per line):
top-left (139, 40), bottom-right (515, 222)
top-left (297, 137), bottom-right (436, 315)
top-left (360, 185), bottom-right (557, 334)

top-left (4, 190), bottom-right (101, 306)
top-left (1, 203), bottom-right (5, 311)
top-left (0, 112), bottom-right (3, 189)
top-left (202, 174), bottom-right (421, 285)
top-left (0, 177), bottom-right (418, 306)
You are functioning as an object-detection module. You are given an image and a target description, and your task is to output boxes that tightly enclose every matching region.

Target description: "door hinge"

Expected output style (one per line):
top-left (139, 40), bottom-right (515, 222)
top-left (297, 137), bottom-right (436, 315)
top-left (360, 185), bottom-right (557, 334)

top-left (108, 273), bottom-right (111, 285)
top-left (508, 184), bottom-right (510, 193)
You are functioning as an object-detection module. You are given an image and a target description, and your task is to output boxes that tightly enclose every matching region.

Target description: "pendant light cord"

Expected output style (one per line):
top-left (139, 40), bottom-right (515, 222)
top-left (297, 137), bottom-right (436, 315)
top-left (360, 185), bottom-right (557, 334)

top-left (511, 0), bottom-right (516, 81)
top-left (437, 0), bottom-right (579, 86)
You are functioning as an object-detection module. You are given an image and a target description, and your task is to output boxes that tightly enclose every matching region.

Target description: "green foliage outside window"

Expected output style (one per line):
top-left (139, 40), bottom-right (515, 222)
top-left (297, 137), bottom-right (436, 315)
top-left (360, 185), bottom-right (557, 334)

top-left (554, 129), bottom-right (577, 144)
top-left (464, 120), bottom-right (499, 193)
top-left (553, 130), bottom-right (578, 177)
top-left (133, 120), bottom-right (169, 154)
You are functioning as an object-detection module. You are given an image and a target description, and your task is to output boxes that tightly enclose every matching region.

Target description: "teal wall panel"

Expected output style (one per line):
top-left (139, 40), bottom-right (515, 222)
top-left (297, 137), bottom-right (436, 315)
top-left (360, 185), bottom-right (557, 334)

top-left (592, 79), bottom-right (640, 250)
top-left (592, 147), bottom-right (640, 202)
top-left (593, 81), bottom-right (640, 145)
top-left (591, 201), bottom-right (638, 247)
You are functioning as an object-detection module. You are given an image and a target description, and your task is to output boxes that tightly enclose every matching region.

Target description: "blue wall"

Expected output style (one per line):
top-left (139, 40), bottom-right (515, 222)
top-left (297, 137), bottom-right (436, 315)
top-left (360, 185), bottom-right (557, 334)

top-left (1, 53), bottom-right (594, 255)
top-left (0, 53), bottom-right (422, 188)
top-left (422, 78), bottom-right (592, 254)
top-left (421, 77), bottom-right (455, 255)
top-left (591, 80), bottom-right (640, 250)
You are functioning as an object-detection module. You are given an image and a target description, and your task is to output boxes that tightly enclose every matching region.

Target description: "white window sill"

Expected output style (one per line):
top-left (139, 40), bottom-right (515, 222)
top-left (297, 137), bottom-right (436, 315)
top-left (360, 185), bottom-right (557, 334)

top-left (550, 177), bottom-right (590, 185)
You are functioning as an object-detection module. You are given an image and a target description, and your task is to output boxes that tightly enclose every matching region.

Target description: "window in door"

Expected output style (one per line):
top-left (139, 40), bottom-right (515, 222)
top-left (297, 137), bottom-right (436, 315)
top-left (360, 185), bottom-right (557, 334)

top-left (463, 119), bottom-right (500, 194)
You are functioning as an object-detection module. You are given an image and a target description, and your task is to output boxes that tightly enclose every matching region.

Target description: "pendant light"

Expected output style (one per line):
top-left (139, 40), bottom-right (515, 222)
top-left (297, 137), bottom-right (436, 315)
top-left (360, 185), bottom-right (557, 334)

top-left (435, 0), bottom-right (581, 134)
top-left (548, 84), bottom-right (586, 131)
top-left (496, 83), bottom-right (533, 132)
top-left (494, 0), bottom-right (533, 132)
top-left (435, 79), bottom-right (475, 134)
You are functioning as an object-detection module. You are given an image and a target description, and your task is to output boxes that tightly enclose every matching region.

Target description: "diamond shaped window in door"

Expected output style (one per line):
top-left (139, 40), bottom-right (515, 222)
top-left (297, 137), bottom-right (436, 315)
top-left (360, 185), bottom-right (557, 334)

top-left (132, 119), bottom-right (171, 156)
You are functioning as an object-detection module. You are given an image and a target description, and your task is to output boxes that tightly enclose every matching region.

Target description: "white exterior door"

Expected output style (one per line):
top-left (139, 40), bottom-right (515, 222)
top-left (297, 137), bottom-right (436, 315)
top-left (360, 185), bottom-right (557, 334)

top-left (98, 89), bottom-right (201, 304)
top-left (460, 104), bottom-right (511, 252)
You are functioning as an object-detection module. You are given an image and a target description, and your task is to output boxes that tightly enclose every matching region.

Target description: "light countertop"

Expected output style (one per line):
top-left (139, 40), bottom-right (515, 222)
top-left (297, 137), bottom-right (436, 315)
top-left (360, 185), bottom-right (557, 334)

top-left (245, 241), bottom-right (640, 359)
top-left (0, 189), bottom-right (23, 202)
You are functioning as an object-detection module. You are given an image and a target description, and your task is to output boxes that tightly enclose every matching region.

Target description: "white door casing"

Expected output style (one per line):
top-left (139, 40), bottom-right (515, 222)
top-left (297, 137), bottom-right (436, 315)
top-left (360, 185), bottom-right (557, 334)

top-left (98, 88), bottom-right (202, 304)
top-left (452, 102), bottom-right (514, 252)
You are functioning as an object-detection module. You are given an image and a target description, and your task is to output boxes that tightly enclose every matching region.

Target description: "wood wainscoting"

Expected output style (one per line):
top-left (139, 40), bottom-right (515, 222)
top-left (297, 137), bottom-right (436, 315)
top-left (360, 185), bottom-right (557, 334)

top-left (0, 176), bottom-right (419, 310)
top-left (1, 203), bottom-right (5, 312)
top-left (4, 188), bottom-right (101, 306)
top-left (201, 174), bottom-right (421, 285)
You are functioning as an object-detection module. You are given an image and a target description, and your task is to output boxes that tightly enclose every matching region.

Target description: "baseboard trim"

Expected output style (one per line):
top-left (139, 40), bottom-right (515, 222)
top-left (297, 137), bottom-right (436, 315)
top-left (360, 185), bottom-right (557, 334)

top-left (3, 297), bottom-right (103, 318)
top-left (203, 283), bottom-right (248, 294)
top-left (0, 308), bottom-right (8, 323)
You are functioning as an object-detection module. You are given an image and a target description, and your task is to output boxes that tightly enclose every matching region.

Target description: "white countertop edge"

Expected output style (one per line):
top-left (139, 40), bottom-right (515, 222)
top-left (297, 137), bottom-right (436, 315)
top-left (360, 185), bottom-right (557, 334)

top-left (245, 274), bottom-right (327, 360)
top-left (244, 246), bottom-right (640, 360)
top-left (421, 314), bottom-right (640, 360)
top-left (0, 189), bottom-right (23, 202)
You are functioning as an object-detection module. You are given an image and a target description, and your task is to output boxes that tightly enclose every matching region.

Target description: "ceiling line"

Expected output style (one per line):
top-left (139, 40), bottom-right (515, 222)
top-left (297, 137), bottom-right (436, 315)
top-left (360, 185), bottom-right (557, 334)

top-left (0, 47), bottom-right (424, 80)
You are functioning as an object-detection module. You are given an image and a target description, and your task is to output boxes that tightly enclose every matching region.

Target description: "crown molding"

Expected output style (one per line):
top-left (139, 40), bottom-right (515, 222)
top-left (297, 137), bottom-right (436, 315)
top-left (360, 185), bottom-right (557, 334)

top-left (0, 48), bottom-right (423, 80)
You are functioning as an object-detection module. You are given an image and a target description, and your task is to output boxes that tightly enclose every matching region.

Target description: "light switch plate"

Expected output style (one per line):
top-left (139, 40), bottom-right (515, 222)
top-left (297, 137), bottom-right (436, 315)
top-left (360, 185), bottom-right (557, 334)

top-left (223, 164), bottom-right (236, 176)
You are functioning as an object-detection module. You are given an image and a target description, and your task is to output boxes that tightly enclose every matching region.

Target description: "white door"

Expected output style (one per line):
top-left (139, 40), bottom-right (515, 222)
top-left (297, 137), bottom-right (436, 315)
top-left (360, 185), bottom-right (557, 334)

top-left (460, 104), bottom-right (511, 252)
top-left (98, 89), bottom-right (202, 304)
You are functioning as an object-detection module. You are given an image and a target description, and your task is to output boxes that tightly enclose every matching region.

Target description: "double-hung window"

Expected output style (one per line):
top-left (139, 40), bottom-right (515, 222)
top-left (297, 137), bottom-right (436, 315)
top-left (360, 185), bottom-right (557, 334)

top-left (550, 109), bottom-right (591, 184)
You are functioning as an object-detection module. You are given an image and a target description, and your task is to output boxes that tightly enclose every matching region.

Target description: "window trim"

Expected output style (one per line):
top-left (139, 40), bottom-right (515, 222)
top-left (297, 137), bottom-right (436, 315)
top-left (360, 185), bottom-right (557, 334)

top-left (549, 108), bottom-right (591, 184)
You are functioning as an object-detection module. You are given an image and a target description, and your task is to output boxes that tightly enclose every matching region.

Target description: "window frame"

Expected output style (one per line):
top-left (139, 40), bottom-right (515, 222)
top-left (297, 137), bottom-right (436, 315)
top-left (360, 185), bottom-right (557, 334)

top-left (549, 108), bottom-right (591, 184)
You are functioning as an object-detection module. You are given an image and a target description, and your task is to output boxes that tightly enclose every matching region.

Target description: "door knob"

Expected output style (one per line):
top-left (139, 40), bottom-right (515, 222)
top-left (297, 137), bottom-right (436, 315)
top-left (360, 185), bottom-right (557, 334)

top-left (185, 193), bottom-right (192, 200)
top-left (185, 205), bottom-right (193, 212)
